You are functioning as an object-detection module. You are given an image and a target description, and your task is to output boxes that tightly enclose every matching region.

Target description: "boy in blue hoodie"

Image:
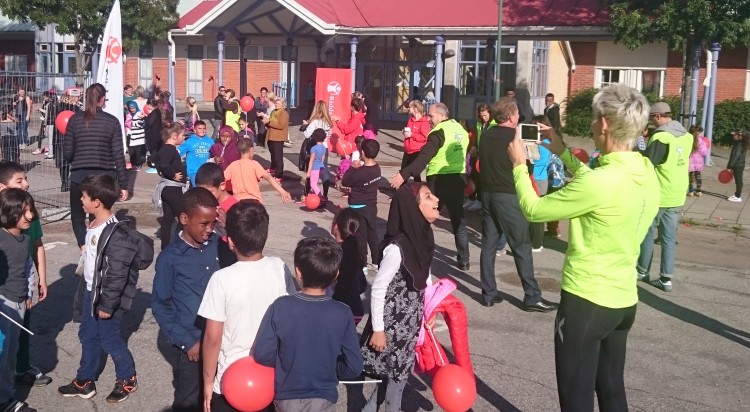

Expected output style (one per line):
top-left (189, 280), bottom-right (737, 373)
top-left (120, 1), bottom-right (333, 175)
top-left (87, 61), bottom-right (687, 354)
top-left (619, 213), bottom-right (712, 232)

top-left (178, 120), bottom-right (212, 186)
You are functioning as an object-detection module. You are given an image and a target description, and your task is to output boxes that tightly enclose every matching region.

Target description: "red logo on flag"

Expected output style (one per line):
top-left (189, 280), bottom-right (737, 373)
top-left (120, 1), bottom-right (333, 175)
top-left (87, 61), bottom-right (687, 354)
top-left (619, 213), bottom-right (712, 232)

top-left (105, 38), bottom-right (122, 64)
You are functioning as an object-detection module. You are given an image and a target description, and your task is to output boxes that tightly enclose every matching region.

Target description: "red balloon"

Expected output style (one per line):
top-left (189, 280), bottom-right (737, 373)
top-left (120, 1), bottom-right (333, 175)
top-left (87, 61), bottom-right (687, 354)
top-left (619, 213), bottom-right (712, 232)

top-left (464, 179), bottom-right (476, 196)
top-left (571, 148), bottom-right (590, 164)
top-left (432, 364), bottom-right (477, 412)
top-left (474, 159), bottom-right (480, 174)
top-left (221, 356), bottom-right (274, 412)
top-left (143, 105), bottom-right (152, 115)
top-left (336, 140), bottom-right (353, 157)
top-left (304, 193), bottom-right (321, 210)
top-left (719, 169), bottom-right (734, 184)
top-left (55, 110), bottom-right (75, 135)
top-left (240, 96), bottom-right (255, 112)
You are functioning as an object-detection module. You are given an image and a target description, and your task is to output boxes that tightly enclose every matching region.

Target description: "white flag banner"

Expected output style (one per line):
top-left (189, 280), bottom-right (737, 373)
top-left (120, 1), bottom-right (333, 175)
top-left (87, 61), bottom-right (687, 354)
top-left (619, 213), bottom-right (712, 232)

top-left (96, 0), bottom-right (126, 153)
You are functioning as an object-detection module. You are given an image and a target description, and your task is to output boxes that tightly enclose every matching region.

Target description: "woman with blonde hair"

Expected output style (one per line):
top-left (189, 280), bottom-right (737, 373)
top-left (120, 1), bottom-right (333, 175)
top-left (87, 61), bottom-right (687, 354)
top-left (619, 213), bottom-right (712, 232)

top-left (259, 94), bottom-right (289, 181)
top-left (303, 100), bottom-right (333, 138)
top-left (401, 99), bottom-right (431, 182)
top-left (183, 96), bottom-right (200, 133)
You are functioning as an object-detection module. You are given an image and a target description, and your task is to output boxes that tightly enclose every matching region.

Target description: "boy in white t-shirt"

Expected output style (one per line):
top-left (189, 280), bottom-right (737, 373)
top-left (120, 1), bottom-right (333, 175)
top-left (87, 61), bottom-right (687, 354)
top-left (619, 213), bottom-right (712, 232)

top-left (198, 200), bottom-right (297, 411)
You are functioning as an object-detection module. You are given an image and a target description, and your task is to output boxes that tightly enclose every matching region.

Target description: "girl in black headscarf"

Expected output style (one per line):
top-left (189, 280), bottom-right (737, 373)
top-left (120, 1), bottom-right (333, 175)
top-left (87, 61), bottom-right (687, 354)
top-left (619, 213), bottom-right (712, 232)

top-left (361, 182), bottom-right (440, 412)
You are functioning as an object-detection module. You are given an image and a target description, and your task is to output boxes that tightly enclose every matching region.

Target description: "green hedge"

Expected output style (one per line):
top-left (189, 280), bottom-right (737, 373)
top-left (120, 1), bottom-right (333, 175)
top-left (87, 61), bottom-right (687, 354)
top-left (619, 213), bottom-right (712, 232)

top-left (561, 87), bottom-right (750, 143)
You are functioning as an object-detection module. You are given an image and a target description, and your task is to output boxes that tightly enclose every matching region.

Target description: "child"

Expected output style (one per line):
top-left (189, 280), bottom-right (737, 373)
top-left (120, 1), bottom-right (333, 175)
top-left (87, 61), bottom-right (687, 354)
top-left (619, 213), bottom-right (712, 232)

top-left (726, 130), bottom-right (748, 202)
top-left (330, 209), bottom-right (368, 325)
top-left (152, 187), bottom-right (220, 412)
top-left (254, 237), bottom-right (364, 412)
top-left (183, 96), bottom-right (200, 134)
top-left (350, 135), bottom-right (366, 168)
top-left (57, 174), bottom-right (153, 404)
top-left (237, 117), bottom-right (256, 143)
top-left (195, 162), bottom-right (239, 268)
top-left (529, 115), bottom-right (553, 252)
top-left (154, 123), bottom-right (188, 250)
top-left (178, 120), bottom-right (212, 186)
top-left (210, 126), bottom-right (241, 171)
top-left (223, 139), bottom-right (291, 203)
top-left (0, 162), bottom-right (52, 387)
top-left (125, 101), bottom-right (146, 170)
top-left (688, 125), bottom-right (708, 197)
top-left (0, 188), bottom-right (39, 412)
top-left (199, 200), bottom-right (297, 411)
top-left (306, 129), bottom-right (331, 199)
top-left (341, 139), bottom-right (382, 264)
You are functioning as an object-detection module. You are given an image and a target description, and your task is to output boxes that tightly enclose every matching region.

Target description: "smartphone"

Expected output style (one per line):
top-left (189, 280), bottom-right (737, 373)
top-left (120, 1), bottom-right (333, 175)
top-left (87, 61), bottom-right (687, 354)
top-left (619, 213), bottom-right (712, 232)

top-left (520, 123), bottom-right (540, 142)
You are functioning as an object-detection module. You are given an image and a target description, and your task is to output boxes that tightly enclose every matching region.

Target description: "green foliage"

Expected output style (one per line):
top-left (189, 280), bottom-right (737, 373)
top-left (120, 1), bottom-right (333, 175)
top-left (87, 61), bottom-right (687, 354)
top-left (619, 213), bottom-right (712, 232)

top-left (0, 0), bottom-right (178, 73)
top-left (712, 100), bottom-right (750, 144)
top-left (561, 88), bottom-right (597, 137)
top-left (605, 1), bottom-right (750, 50)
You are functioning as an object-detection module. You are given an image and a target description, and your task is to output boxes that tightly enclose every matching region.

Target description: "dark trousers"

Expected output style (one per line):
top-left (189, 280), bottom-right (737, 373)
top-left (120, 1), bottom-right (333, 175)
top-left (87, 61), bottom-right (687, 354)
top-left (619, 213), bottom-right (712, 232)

top-left (16, 310), bottom-right (31, 373)
top-left (427, 173), bottom-right (469, 264)
top-left (268, 141), bottom-right (284, 178)
top-left (211, 392), bottom-right (274, 412)
top-left (165, 343), bottom-right (202, 412)
top-left (399, 152), bottom-right (422, 182)
top-left (128, 145), bottom-right (145, 167)
top-left (479, 192), bottom-right (541, 305)
top-left (17, 119), bottom-right (29, 145)
top-left (555, 291), bottom-right (636, 412)
top-left (305, 177), bottom-right (331, 197)
top-left (733, 166), bottom-right (744, 198)
top-left (353, 205), bottom-right (380, 264)
top-left (161, 186), bottom-right (184, 250)
top-left (76, 293), bottom-right (136, 380)
top-left (69, 182), bottom-right (89, 248)
top-left (1, 135), bottom-right (19, 163)
top-left (257, 131), bottom-right (267, 147)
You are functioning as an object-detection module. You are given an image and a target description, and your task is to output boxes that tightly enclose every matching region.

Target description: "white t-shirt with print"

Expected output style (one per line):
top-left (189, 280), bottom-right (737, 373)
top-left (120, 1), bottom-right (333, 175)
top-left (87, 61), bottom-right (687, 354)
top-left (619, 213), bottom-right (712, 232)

top-left (197, 256), bottom-right (297, 394)
top-left (84, 215), bottom-right (117, 291)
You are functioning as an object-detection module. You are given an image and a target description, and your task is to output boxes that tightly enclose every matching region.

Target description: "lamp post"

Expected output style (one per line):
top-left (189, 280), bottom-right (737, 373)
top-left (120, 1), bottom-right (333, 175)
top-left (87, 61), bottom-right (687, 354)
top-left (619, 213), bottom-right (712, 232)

top-left (493, 0), bottom-right (504, 100)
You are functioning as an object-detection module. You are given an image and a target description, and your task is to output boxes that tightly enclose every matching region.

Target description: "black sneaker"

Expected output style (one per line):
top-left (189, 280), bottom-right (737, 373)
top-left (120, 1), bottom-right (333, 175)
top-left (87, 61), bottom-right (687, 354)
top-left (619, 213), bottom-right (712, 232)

top-left (58, 379), bottom-right (96, 399)
top-left (15, 366), bottom-right (53, 387)
top-left (106, 376), bottom-right (138, 403)
top-left (0, 399), bottom-right (37, 412)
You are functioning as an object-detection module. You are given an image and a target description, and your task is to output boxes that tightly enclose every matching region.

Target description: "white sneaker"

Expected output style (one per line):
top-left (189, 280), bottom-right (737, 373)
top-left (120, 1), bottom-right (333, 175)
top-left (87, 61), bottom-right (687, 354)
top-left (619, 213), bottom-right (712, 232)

top-left (727, 195), bottom-right (743, 203)
top-left (532, 246), bottom-right (544, 252)
top-left (462, 199), bottom-right (472, 208)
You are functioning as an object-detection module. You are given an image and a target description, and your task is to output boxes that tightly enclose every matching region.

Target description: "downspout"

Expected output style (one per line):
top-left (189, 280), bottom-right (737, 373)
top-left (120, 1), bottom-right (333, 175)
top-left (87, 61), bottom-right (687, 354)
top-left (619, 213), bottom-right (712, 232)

top-left (167, 30), bottom-right (177, 121)
top-left (564, 41), bottom-right (576, 97)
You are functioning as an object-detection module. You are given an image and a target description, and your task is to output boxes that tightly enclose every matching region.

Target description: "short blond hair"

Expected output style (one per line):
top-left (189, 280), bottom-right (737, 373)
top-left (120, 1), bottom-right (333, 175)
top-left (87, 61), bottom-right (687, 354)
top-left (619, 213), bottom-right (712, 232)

top-left (409, 99), bottom-right (425, 115)
top-left (491, 97), bottom-right (518, 124)
top-left (592, 84), bottom-right (649, 148)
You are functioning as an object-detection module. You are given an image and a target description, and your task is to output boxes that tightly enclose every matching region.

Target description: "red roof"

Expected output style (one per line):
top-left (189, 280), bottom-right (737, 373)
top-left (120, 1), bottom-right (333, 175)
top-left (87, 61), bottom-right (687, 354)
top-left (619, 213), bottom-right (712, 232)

top-left (179, 0), bottom-right (609, 29)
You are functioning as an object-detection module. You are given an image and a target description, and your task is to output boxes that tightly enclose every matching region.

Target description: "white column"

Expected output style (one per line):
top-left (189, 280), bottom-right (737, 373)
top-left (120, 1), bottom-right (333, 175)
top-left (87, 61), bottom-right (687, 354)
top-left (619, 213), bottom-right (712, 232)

top-left (350, 36), bottom-right (358, 92)
top-left (217, 32), bottom-right (225, 88)
top-left (435, 36), bottom-right (445, 102)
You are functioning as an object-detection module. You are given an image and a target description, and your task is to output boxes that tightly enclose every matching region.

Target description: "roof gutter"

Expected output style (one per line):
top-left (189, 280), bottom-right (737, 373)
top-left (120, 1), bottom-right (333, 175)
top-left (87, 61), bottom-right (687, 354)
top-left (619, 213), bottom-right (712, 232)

top-left (564, 41), bottom-right (576, 72)
top-left (333, 25), bottom-right (611, 39)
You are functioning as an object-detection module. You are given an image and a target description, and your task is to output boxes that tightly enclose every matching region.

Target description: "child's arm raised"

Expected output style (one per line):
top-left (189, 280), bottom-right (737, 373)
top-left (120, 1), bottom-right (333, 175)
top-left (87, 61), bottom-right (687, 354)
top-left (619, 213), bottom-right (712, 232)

top-left (202, 319), bottom-right (223, 412)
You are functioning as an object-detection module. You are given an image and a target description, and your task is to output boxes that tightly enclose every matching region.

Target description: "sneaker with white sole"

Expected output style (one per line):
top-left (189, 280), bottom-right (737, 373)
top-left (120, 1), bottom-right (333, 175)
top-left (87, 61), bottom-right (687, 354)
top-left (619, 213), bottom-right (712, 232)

top-left (58, 379), bottom-right (96, 399)
top-left (727, 195), bottom-right (742, 202)
top-left (15, 365), bottom-right (52, 387)
top-left (532, 246), bottom-right (544, 252)
top-left (649, 278), bottom-right (673, 292)
top-left (105, 376), bottom-right (137, 403)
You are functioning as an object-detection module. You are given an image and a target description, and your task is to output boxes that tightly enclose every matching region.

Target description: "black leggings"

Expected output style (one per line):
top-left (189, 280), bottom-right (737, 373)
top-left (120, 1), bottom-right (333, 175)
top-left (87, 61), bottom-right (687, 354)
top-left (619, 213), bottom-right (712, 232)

top-left (160, 186), bottom-right (184, 250)
top-left (353, 205), bottom-right (380, 264)
top-left (69, 182), bottom-right (93, 247)
top-left (128, 145), bottom-right (145, 167)
top-left (268, 141), bottom-right (284, 178)
top-left (555, 290), bottom-right (636, 412)
top-left (733, 166), bottom-right (744, 198)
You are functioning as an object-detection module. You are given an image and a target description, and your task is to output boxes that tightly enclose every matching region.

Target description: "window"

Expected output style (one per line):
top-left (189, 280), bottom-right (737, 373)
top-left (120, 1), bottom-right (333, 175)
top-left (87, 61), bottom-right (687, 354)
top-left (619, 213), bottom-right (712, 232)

top-left (458, 40), bottom-right (516, 97)
top-left (599, 69), bottom-right (621, 87)
top-left (206, 45), bottom-right (240, 60)
top-left (246, 46), bottom-right (260, 60)
top-left (595, 68), bottom-right (664, 96)
top-left (139, 45), bottom-right (153, 58)
top-left (262, 46), bottom-right (279, 61)
top-left (530, 41), bottom-right (549, 98)
top-left (187, 45), bottom-right (203, 60)
top-left (641, 70), bottom-right (662, 95)
top-left (5, 55), bottom-right (28, 72)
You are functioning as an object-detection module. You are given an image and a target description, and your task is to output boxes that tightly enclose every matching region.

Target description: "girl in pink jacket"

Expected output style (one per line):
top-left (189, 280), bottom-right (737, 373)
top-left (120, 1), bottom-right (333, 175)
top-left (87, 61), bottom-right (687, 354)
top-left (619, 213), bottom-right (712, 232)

top-left (688, 125), bottom-right (708, 196)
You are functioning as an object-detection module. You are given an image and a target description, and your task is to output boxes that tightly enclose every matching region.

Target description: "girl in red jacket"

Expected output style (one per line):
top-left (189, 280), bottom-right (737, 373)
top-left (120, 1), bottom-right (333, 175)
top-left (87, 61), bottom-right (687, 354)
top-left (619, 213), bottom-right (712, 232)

top-left (333, 98), bottom-right (365, 144)
top-left (401, 100), bottom-right (431, 183)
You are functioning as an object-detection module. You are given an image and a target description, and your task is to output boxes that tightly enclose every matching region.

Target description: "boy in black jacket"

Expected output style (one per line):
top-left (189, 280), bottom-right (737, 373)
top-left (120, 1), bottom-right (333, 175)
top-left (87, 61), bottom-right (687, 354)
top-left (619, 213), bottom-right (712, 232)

top-left (58, 174), bottom-right (154, 403)
top-left (341, 139), bottom-right (382, 264)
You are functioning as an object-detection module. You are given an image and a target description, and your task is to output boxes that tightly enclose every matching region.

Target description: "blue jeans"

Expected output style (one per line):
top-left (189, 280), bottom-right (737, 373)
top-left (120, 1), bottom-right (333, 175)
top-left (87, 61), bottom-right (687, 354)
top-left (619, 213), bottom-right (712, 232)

top-left (0, 295), bottom-right (26, 403)
top-left (76, 292), bottom-right (136, 380)
top-left (17, 119), bottom-right (29, 145)
top-left (637, 207), bottom-right (680, 278)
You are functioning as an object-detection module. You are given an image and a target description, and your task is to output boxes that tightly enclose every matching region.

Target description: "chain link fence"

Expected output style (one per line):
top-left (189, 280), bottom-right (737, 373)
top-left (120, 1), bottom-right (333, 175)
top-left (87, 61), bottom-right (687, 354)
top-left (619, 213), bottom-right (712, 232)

top-left (0, 71), bottom-right (92, 221)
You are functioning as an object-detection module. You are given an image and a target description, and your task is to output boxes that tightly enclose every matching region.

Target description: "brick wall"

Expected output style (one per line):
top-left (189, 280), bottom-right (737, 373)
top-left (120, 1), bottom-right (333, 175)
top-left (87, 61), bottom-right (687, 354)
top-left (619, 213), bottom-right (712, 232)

top-left (124, 57), bottom-right (139, 87)
top-left (569, 42), bottom-right (597, 94)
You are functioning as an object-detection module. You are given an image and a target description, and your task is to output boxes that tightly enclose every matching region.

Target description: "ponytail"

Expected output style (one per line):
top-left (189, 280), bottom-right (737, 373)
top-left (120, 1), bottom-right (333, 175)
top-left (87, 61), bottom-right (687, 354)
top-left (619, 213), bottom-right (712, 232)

top-left (84, 83), bottom-right (106, 125)
top-left (161, 121), bottom-right (185, 143)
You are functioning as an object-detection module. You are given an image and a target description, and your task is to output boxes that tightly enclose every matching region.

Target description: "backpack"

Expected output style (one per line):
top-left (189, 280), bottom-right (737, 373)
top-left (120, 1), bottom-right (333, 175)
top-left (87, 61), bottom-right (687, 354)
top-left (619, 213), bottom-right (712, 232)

top-left (298, 138), bottom-right (316, 171)
top-left (548, 154), bottom-right (565, 188)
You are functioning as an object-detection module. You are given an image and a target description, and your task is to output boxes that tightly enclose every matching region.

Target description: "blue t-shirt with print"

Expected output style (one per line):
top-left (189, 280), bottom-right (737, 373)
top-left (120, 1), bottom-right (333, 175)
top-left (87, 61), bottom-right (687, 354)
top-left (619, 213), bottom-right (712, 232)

top-left (310, 144), bottom-right (327, 170)
top-left (179, 134), bottom-right (213, 183)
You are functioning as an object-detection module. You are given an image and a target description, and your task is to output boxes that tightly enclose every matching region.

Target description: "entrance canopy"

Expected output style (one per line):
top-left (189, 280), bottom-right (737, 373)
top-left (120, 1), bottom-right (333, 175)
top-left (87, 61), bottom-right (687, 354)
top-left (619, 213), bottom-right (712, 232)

top-left (177, 0), bottom-right (612, 39)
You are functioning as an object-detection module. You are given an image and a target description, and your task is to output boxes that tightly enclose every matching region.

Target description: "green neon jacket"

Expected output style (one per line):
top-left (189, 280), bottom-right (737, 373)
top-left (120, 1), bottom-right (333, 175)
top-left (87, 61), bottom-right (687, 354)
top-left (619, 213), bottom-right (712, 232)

top-left (512, 149), bottom-right (660, 308)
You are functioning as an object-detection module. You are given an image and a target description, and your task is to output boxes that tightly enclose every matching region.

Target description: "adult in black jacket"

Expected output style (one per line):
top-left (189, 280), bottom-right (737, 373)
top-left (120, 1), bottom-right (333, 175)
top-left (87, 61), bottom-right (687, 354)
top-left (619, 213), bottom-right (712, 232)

top-left (212, 86), bottom-right (226, 139)
top-left (63, 83), bottom-right (129, 249)
top-left (54, 95), bottom-right (81, 192)
top-left (144, 99), bottom-right (163, 168)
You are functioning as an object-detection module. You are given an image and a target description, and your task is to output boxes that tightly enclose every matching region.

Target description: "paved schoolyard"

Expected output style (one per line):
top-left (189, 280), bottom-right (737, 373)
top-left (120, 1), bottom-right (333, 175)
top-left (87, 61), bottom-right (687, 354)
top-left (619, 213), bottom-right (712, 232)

top-left (16, 119), bottom-right (750, 411)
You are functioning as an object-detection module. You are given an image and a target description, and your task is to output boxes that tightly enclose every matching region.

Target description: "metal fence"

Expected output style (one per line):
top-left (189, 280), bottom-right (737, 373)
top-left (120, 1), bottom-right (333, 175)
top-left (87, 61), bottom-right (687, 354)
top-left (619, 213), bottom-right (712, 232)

top-left (272, 81), bottom-right (298, 108)
top-left (0, 71), bottom-right (92, 221)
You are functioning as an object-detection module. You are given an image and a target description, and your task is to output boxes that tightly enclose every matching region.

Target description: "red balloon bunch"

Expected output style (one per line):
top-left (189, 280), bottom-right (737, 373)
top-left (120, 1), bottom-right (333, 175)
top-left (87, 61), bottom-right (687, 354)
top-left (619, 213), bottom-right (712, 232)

top-left (432, 364), bottom-right (477, 412)
top-left (55, 110), bottom-right (75, 135)
top-left (336, 140), bottom-right (354, 157)
top-left (221, 356), bottom-right (274, 412)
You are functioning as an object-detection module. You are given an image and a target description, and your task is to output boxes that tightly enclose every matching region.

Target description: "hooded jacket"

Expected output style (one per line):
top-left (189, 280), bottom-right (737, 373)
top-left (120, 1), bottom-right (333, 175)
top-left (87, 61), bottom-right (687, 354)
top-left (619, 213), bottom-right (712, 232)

top-left (513, 149), bottom-right (660, 308)
top-left (74, 220), bottom-right (154, 320)
top-left (642, 120), bottom-right (692, 207)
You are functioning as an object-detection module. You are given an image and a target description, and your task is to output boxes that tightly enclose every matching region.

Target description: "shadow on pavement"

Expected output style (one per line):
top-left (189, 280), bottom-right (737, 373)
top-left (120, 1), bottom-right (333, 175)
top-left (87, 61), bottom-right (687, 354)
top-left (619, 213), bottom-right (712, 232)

top-left (638, 286), bottom-right (750, 349)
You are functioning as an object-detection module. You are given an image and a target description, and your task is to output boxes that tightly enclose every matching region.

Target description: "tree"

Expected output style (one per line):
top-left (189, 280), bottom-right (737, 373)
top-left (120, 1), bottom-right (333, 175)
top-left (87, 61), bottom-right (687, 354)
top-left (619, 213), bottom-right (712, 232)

top-left (0, 0), bottom-right (178, 73)
top-left (605, 1), bottom-right (750, 123)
